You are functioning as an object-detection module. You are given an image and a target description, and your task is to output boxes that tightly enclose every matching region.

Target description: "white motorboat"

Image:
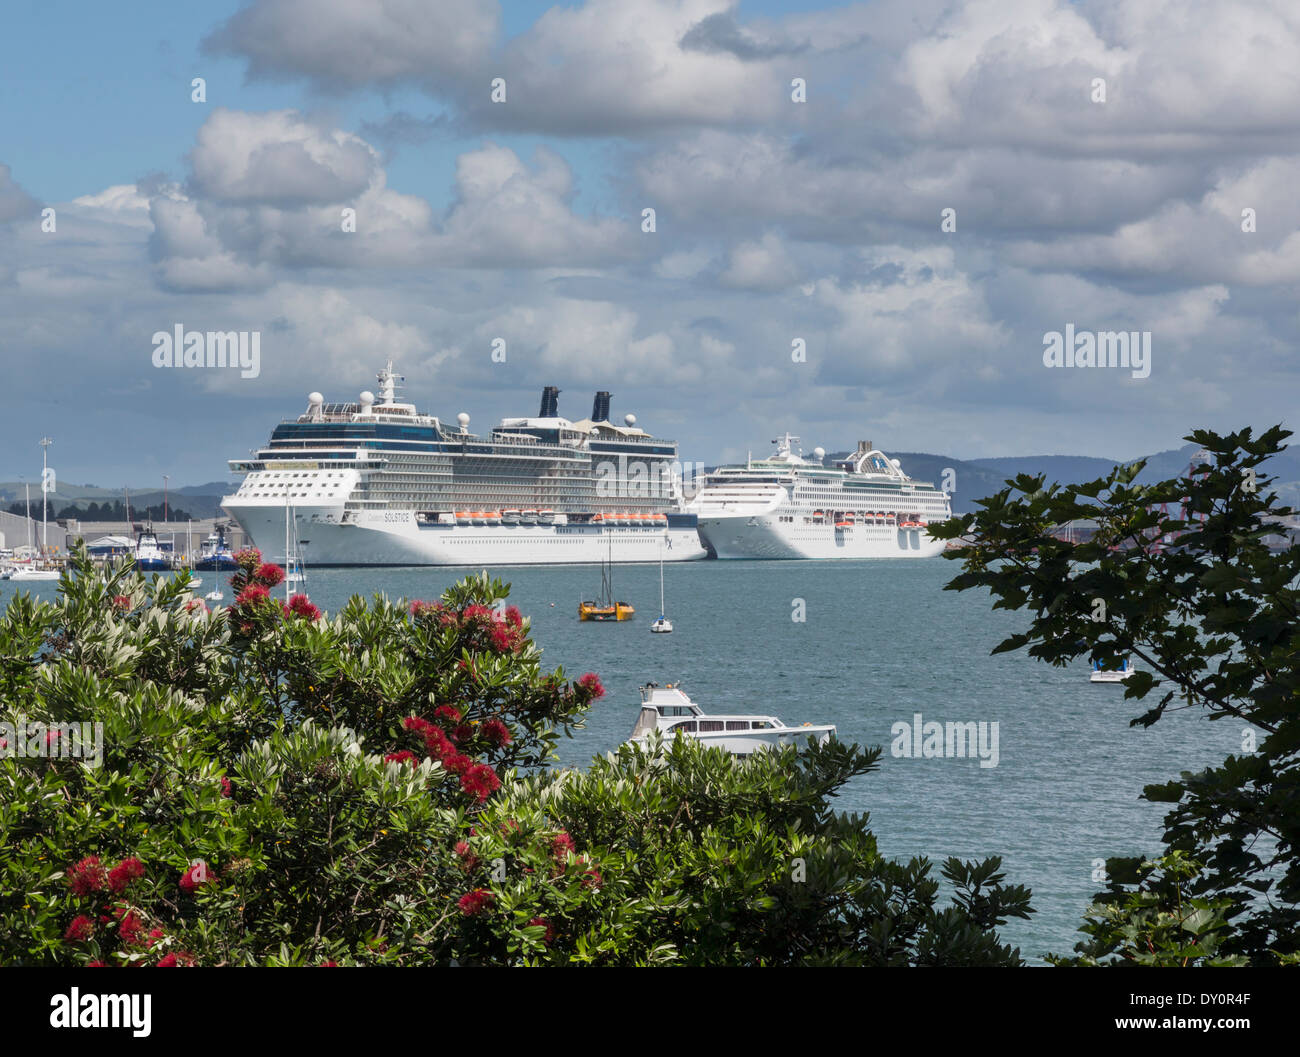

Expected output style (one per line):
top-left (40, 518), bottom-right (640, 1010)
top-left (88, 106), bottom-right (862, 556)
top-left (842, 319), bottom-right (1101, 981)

top-left (629, 683), bottom-right (835, 755)
top-left (205, 588), bottom-right (224, 602)
top-left (1090, 658), bottom-right (1135, 683)
top-left (9, 566), bottom-right (60, 581)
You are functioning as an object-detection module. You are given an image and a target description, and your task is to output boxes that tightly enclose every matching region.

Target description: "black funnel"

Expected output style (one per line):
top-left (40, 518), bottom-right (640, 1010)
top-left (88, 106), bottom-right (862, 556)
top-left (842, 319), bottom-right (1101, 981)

top-left (538, 386), bottom-right (560, 418)
top-left (591, 391), bottom-right (612, 422)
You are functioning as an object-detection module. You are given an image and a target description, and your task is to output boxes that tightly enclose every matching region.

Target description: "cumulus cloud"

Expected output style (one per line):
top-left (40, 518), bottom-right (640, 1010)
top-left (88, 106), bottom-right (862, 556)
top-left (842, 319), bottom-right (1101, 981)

top-left (719, 232), bottom-right (799, 289)
top-left (202, 0), bottom-right (499, 92)
top-left (812, 246), bottom-right (1009, 385)
top-left (1008, 156), bottom-right (1300, 285)
top-left (146, 111), bottom-right (630, 280)
top-left (188, 109), bottom-right (379, 204)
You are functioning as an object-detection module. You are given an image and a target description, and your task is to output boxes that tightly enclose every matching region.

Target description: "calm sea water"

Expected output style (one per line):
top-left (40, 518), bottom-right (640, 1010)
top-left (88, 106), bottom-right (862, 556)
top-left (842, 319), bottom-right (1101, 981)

top-left (3, 558), bottom-right (1236, 963)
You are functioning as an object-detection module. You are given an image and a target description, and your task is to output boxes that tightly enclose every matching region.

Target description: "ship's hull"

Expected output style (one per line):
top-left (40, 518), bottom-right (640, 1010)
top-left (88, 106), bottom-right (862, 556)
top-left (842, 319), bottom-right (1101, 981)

top-left (697, 514), bottom-right (945, 559)
top-left (632, 726), bottom-right (836, 754)
top-left (222, 503), bottom-right (707, 566)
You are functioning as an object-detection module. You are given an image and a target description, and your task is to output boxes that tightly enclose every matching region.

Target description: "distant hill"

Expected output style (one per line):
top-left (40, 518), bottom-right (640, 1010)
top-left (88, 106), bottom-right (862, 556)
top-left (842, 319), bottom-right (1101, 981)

top-left (0, 481), bottom-right (237, 521)
top-left (964, 454), bottom-right (1121, 484)
top-left (823, 442), bottom-right (1300, 515)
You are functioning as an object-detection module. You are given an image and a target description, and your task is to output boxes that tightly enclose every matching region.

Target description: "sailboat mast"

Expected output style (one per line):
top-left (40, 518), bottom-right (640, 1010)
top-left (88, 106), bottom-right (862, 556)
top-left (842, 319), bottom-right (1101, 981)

top-left (40, 437), bottom-right (52, 556)
top-left (602, 528), bottom-right (612, 605)
top-left (284, 495), bottom-right (291, 605)
top-left (24, 482), bottom-right (32, 551)
top-left (659, 538), bottom-right (665, 614)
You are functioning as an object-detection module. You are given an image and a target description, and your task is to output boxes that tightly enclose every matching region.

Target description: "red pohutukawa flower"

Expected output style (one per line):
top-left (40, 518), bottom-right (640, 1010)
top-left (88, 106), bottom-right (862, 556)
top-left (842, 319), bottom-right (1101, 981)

top-left (384, 750), bottom-right (418, 768)
top-left (64, 915), bottom-right (95, 942)
top-left (488, 622), bottom-right (520, 653)
top-left (482, 718), bottom-right (512, 747)
top-left (457, 889), bottom-right (494, 916)
top-left (147, 927), bottom-right (166, 949)
top-left (107, 857), bottom-right (145, 894)
top-left (156, 951), bottom-right (196, 967)
top-left (254, 562), bottom-right (285, 586)
top-left (576, 672), bottom-right (605, 699)
top-left (67, 856), bottom-right (108, 898)
top-left (454, 840), bottom-right (479, 871)
top-left (551, 833), bottom-right (576, 861)
top-left (460, 763), bottom-right (500, 804)
top-left (112, 595), bottom-right (132, 611)
top-left (433, 705), bottom-right (461, 723)
top-left (234, 584), bottom-right (270, 607)
top-left (118, 909), bottom-right (145, 945)
top-left (450, 723), bottom-right (473, 745)
top-left (179, 862), bottom-right (213, 893)
top-left (220, 776), bottom-right (232, 797)
top-left (504, 605), bottom-right (523, 628)
top-left (288, 593), bottom-right (321, 620)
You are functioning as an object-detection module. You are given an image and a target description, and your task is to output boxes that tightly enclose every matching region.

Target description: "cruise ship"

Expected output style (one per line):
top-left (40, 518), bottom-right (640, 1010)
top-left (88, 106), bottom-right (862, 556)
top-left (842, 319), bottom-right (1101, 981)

top-left (687, 434), bottom-right (951, 559)
top-left (221, 363), bottom-right (706, 566)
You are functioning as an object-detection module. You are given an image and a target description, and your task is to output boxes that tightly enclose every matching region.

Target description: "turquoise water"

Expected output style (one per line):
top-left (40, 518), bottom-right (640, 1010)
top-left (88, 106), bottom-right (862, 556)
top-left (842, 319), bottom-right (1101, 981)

top-left (3, 559), bottom-right (1238, 962)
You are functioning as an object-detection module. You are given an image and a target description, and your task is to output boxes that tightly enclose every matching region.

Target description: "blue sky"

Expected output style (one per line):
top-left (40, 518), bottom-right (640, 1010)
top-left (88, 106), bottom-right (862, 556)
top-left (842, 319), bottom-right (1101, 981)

top-left (1, 0), bottom-right (1298, 489)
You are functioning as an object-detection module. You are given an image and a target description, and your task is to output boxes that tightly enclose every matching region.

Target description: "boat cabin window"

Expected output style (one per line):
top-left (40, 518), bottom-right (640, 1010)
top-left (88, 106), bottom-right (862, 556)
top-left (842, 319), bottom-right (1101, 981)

top-left (670, 721), bottom-right (698, 733)
top-left (699, 721), bottom-right (724, 732)
top-left (725, 721), bottom-right (749, 731)
top-left (751, 720), bottom-right (772, 729)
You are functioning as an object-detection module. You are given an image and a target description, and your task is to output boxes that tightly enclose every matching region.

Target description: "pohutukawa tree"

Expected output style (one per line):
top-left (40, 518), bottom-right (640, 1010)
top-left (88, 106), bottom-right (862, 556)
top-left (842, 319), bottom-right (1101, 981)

top-left (932, 426), bottom-right (1300, 966)
top-left (1, 545), bottom-right (1032, 965)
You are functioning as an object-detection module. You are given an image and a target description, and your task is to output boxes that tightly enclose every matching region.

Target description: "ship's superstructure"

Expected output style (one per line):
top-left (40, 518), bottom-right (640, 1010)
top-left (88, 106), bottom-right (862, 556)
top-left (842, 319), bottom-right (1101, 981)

top-left (688, 434), bottom-right (951, 559)
top-left (222, 363), bottom-right (705, 566)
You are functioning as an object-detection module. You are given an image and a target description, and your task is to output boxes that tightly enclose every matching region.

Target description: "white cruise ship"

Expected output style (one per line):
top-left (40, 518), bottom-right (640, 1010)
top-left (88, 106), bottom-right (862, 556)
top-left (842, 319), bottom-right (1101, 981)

top-left (221, 363), bottom-right (706, 566)
top-left (687, 434), bottom-right (951, 559)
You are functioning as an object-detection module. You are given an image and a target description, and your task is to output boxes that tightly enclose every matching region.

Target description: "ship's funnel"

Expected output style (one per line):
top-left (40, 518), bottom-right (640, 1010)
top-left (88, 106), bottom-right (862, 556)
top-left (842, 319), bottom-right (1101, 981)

top-left (538, 386), bottom-right (560, 418)
top-left (858, 440), bottom-right (872, 453)
top-left (592, 391), bottom-right (612, 423)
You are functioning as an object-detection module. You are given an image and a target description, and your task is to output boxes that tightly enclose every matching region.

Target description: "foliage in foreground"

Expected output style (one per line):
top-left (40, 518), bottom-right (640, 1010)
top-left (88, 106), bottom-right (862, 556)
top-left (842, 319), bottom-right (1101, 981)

top-left (0, 548), bottom-right (1031, 965)
top-left (933, 426), bottom-right (1299, 965)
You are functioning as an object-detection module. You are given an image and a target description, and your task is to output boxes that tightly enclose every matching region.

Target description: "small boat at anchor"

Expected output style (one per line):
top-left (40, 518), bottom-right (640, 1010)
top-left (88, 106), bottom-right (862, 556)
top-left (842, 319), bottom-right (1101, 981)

top-left (1090, 657), bottom-right (1136, 683)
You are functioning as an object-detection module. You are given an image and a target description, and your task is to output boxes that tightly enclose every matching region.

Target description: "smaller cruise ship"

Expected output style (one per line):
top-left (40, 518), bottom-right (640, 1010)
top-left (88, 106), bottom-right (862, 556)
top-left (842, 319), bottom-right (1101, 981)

top-left (688, 434), bottom-right (952, 560)
top-left (628, 683), bottom-right (836, 755)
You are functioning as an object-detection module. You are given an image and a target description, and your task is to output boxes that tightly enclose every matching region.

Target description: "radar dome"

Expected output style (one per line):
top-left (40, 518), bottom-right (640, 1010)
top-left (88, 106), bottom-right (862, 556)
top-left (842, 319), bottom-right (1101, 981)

top-left (457, 412), bottom-right (470, 427)
top-left (891, 458), bottom-right (901, 468)
top-left (359, 390), bottom-right (374, 405)
top-left (308, 391), bottom-right (323, 404)
top-left (813, 446), bottom-right (825, 460)
top-left (624, 413), bottom-right (637, 427)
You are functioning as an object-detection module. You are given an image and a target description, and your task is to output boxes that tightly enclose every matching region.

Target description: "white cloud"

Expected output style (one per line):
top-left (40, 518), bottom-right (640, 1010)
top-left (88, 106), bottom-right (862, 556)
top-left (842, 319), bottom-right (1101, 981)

top-left (719, 232), bottom-right (798, 290)
top-left (203, 0), bottom-right (499, 91)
